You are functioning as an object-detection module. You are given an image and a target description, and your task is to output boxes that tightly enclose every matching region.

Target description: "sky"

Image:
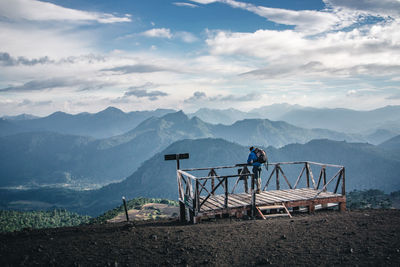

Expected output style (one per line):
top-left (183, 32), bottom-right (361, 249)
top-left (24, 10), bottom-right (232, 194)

top-left (0, 0), bottom-right (400, 116)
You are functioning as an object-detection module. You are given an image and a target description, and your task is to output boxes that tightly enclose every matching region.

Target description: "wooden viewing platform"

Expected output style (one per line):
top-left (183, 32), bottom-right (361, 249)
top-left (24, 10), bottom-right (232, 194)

top-left (177, 161), bottom-right (346, 223)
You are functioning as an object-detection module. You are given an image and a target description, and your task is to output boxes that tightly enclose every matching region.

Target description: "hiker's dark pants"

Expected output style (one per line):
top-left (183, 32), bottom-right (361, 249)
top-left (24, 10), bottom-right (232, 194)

top-left (252, 166), bottom-right (261, 193)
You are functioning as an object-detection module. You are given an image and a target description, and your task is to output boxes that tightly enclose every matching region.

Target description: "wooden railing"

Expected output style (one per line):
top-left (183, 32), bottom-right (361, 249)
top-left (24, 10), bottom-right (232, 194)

top-left (263, 161), bottom-right (345, 198)
top-left (177, 165), bottom-right (255, 214)
top-left (177, 161), bottom-right (345, 218)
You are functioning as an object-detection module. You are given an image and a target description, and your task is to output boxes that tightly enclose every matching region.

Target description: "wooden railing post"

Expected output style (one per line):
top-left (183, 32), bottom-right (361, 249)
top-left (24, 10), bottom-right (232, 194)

top-left (276, 164), bottom-right (280, 190)
top-left (210, 169), bottom-right (215, 195)
top-left (341, 168), bottom-right (346, 196)
top-left (224, 177), bottom-right (228, 208)
top-left (195, 179), bottom-right (200, 213)
top-left (305, 163), bottom-right (310, 188)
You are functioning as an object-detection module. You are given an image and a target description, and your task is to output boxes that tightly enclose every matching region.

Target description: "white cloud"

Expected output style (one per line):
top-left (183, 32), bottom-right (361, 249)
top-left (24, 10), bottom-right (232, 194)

top-left (173, 2), bottom-right (199, 8)
top-left (192, 0), bottom-right (350, 34)
top-left (0, 0), bottom-right (131, 23)
top-left (224, 0), bottom-right (343, 34)
top-left (175, 31), bottom-right (199, 43)
top-left (141, 28), bottom-right (198, 43)
top-left (324, 0), bottom-right (400, 18)
top-left (0, 21), bottom-right (94, 58)
top-left (141, 28), bottom-right (173, 39)
top-left (190, 0), bottom-right (218, 4)
top-left (206, 19), bottom-right (400, 78)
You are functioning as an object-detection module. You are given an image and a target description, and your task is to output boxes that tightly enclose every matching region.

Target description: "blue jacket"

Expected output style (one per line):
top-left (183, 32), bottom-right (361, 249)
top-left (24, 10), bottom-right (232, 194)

top-left (247, 149), bottom-right (261, 166)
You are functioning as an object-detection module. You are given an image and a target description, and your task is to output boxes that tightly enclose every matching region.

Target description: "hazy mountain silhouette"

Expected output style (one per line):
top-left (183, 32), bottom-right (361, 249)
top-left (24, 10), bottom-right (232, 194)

top-left (0, 111), bottom-right (211, 188)
top-left (278, 105), bottom-right (400, 135)
top-left (2, 114), bottom-right (38, 121)
top-left (211, 118), bottom-right (361, 147)
top-left (186, 105), bottom-right (400, 143)
top-left (5, 107), bottom-right (175, 139)
top-left (0, 111), bottom-right (366, 188)
top-left (188, 108), bottom-right (260, 125)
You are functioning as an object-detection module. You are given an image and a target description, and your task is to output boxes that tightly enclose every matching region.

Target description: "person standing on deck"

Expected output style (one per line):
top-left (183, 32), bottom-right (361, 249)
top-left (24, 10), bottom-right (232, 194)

top-left (247, 146), bottom-right (261, 194)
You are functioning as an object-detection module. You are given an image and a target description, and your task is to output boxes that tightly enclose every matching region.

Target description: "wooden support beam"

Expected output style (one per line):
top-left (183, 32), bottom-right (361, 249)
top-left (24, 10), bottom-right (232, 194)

top-left (263, 167), bottom-right (276, 191)
top-left (306, 163), bottom-right (317, 189)
top-left (293, 166), bottom-right (306, 189)
top-left (316, 166), bottom-right (324, 189)
top-left (224, 177), bottom-right (228, 208)
top-left (342, 168), bottom-right (346, 196)
top-left (334, 170), bottom-right (342, 194)
top-left (276, 164), bottom-right (280, 190)
top-left (195, 180), bottom-right (200, 213)
top-left (278, 166), bottom-right (292, 189)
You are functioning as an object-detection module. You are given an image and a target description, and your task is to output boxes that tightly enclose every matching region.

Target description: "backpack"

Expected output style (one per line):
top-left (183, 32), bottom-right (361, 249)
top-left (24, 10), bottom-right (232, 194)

top-left (253, 148), bottom-right (268, 164)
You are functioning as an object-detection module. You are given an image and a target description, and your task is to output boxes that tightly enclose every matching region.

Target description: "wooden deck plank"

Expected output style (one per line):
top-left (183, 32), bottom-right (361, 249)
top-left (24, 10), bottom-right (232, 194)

top-left (258, 191), bottom-right (289, 202)
top-left (255, 193), bottom-right (282, 204)
top-left (262, 191), bottom-right (295, 202)
top-left (197, 188), bottom-right (345, 215)
top-left (280, 189), bottom-right (320, 200)
top-left (229, 194), bottom-right (251, 206)
top-left (270, 190), bottom-right (308, 201)
top-left (213, 195), bottom-right (244, 209)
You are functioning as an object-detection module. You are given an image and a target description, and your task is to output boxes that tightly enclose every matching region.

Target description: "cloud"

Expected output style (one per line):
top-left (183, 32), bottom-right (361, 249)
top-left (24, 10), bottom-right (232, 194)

top-left (184, 91), bottom-right (259, 103)
top-left (324, 0), bottom-right (400, 18)
top-left (386, 94), bottom-right (400, 100)
top-left (184, 91), bottom-right (207, 103)
top-left (141, 28), bottom-right (198, 43)
top-left (0, 0), bottom-right (131, 24)
top-left (175, 31), bottom-right (199, 43)
top-left (124, 89), bottom-right (168, 101)
top-left (226, 0), bottom-right (342, 34)
top-left (141, 28), bottom-right (173, 39)
top-left (173, 2), bottom-right (199, 8)
top-left (206, 18), bottom-right (400, 78)
top-left (192, 0), bottom-right (345, 34)
top-left (126, 82), bottom-right (159, 91)
top-left (17, 99), bottom-right (52, 107)
top-left (242, 61), bottom-right (400, 80)
top-left (0, 52), bottom-right (53, 66)
top-left (190, 0), bottom-right (218, 4)
top-left (0, 77), bottom-right (113, 92)
top-left (102, 64), bottom-right (172, 74)
top-left (211, 92), bottom-right (259, 102)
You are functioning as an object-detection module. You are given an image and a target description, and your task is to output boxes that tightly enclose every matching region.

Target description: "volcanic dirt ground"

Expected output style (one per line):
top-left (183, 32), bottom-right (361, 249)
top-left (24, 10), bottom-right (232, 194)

top-left (1, 209), bottom-right (400, 266)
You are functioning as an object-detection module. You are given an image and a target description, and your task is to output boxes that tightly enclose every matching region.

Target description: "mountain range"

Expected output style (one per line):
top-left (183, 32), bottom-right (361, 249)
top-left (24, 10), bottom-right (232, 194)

top-left (3, 104), bottom-right (400, 144)
top-left (0, 111), bottom-right (365, 189)
top-left (1, 107), bottom-right (175, 139)
top-left (189, 104), bottom-right (400, 144)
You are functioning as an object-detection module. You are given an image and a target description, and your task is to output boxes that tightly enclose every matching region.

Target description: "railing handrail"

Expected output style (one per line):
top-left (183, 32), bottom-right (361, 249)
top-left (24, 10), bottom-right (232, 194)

top-left (178, 170), bottom-right (252, 181)
top-left (181, 161), bottom-right (344, 173)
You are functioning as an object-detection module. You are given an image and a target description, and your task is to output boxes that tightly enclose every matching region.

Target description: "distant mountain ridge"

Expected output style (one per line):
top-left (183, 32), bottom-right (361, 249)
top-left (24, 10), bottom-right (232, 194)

top-left (279, 105), bottom-right (400, 134)
top-left (0, 111), bottom-right (368, 189)
top-left (1, 107), bottom-right (176, 139)
top-left (188, 104), bottom-right (400, 144)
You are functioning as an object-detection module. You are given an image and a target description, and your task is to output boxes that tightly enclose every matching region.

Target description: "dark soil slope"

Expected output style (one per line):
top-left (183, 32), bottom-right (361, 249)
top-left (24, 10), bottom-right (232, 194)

top-left (1, 210), bottom-right (400, 266)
